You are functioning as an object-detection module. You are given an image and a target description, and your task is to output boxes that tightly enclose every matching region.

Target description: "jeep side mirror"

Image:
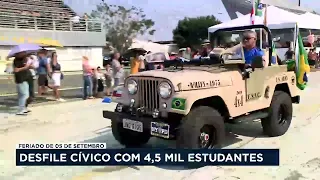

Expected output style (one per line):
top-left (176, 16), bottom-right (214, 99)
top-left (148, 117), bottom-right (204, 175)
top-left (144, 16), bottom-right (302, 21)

top-left (251, 56), bottom-right (264, 69)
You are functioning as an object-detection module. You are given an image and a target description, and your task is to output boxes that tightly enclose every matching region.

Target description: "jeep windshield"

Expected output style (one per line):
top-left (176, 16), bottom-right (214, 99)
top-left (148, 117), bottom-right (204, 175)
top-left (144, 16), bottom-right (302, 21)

top-left (209, 26), bottom-right (273, 65)
top-left (162, 56), bottom-right (224, 72)
top-left (210, 28), bottom-right (267, 49)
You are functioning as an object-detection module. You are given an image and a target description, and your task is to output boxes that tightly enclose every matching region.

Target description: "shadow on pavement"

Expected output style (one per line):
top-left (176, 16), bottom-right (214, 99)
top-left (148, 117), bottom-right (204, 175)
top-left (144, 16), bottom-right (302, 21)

top-left (225, 120), bottom-right (266, 138)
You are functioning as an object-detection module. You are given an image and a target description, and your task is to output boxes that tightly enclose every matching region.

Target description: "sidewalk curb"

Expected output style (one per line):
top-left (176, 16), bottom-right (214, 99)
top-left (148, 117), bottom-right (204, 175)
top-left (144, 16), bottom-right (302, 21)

top-left (0, 71), bottom-right (83, 79)
top-left (0, 67), bottom-right (131, 79)
top-left (0, 87), bottom-right (82, 97)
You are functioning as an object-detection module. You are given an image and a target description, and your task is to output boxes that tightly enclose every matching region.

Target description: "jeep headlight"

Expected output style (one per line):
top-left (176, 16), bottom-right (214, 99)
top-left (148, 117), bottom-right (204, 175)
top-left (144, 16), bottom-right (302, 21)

top-left (127, 79), bottom-right (138, 95)
top-left (158, 82), bottom-right (172, 99)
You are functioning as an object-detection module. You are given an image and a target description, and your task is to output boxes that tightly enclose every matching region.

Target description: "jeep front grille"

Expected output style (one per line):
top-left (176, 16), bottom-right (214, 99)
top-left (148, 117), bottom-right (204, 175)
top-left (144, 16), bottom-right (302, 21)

top-left (137, 79), bottom-right (160, 113)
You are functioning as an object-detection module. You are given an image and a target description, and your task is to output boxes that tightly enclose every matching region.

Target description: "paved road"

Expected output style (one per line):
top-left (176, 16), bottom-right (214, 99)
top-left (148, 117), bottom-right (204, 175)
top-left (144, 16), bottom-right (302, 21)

top-left (1, 72), bottom-right (320, 179)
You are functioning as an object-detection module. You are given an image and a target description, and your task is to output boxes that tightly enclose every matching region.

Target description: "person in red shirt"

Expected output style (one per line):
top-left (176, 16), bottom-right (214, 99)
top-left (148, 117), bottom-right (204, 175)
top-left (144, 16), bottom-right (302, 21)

top-left (169, 52), bottom-right (177, 60)
top-left (82, 56), bottom-right (94, 100)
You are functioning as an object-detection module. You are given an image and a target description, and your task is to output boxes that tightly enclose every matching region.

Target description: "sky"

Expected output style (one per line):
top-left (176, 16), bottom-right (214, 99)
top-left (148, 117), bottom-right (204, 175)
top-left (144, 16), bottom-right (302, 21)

top-left (64, 0), bottom-right (318, 41)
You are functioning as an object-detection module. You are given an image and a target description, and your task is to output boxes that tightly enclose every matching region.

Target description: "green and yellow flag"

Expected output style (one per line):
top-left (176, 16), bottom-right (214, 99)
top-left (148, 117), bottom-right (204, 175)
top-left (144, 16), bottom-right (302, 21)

top-left (255, 0), bottom-right (263, 17)
top-left (295, 33), bottom-right (310, 90)
top-left (171, 98), bottom-right (186, 110)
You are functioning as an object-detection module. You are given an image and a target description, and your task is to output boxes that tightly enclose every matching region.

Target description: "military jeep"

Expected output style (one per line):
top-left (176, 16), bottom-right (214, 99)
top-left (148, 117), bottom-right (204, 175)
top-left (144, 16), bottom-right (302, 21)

top-left (103, 25), bottom-right (300, 148)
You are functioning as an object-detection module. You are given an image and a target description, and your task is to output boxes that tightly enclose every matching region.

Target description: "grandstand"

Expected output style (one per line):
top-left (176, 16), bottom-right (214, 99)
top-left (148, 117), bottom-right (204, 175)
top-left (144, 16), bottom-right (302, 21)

top-left (0, 0), bottom-right (105, 73)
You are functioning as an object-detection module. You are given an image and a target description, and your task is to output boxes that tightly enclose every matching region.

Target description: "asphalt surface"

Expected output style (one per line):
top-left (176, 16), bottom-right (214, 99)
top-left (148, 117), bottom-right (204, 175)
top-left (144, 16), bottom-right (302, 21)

top-left (1, 71), bottom-right (320, 179)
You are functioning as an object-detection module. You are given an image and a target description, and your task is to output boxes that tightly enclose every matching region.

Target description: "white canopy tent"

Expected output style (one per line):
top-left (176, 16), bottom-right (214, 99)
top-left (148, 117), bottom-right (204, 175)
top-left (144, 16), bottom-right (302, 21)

top-left (208, 6), bottom-right (320, 33)
top-left (130, 40), bottom-right (169, 53)
top-left (299, 12), bottom-right (320, 23)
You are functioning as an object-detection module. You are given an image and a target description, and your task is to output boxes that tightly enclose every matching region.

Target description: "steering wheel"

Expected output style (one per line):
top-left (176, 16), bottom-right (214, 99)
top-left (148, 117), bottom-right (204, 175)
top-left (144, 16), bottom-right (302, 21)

top-left (220, 52), bottom-right (235, 64)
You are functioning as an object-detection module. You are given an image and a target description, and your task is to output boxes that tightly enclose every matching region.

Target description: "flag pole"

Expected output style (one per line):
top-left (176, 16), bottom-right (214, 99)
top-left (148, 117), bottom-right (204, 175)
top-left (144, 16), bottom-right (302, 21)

top-left (263, 3), bottom-right (268, 41)
top-left (250, 0), bottom-right (256, 25)
top-left (260, 29), bottom-right (263, 49)
top-left (260, 2), bottom-right (267, 49)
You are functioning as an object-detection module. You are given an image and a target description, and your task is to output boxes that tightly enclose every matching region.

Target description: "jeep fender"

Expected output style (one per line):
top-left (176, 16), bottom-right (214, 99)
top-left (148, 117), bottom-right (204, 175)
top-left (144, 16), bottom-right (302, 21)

top-left (169, 86), bottom-right (233, 116)
top-left (271, 72), bottom-right (301, 102)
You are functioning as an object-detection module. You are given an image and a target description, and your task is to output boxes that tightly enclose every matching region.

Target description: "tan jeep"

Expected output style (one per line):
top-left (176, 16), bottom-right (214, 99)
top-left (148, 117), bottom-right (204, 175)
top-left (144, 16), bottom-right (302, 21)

top-left (103, 25), bottom-right (300, 148)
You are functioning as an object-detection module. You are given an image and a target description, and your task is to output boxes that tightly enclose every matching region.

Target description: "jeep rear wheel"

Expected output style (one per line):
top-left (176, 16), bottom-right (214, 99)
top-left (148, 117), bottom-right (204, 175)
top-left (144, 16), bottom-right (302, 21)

top-left (176, 106), bottom-right (225, 149)
top-left (261, 91), bottom-right (292, 137)
top-left (111, 121), bottom-right (150, 147)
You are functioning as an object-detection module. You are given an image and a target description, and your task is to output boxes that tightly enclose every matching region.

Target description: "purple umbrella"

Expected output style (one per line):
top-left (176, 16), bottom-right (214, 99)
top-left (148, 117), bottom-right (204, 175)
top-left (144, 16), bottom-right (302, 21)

top-left (7, 43), bottom-right (41, 58)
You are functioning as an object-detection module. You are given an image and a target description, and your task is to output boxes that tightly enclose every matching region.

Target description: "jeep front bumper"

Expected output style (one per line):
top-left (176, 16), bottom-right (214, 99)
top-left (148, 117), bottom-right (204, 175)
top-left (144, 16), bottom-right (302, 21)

top-left (102, 110), bottom-right (177, 139)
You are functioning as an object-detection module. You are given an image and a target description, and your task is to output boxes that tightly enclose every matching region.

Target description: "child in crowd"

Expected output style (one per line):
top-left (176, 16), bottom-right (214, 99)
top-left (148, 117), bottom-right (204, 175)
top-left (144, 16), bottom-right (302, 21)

top-left (94, 66), bottom-right (105, 98)
top-left (104, 63), bottom-right (112, 96)
top-left (119, 62), bottom-right (125, 84)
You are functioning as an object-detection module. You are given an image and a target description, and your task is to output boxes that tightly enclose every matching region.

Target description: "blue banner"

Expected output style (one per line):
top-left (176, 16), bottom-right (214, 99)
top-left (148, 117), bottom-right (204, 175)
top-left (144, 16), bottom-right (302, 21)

top-left (16, 149), bottom-right (279, 166)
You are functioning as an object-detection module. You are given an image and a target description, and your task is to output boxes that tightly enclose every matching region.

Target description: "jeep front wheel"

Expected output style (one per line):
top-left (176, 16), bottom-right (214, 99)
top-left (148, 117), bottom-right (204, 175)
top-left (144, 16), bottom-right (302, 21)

top-left (176, 106), bottom-right (225, 149)
top-left (261, 91), bottom-right (293, 137)
top-left (111, 121), bottom-right (150, 147)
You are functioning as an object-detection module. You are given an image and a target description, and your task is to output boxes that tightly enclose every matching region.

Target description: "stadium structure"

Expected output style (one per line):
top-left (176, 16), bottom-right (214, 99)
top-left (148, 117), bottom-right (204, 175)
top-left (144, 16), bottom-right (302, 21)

top-left (0, 0), bottom-right (105, 73)
top-left (222, 0), bottom-right (315, 19)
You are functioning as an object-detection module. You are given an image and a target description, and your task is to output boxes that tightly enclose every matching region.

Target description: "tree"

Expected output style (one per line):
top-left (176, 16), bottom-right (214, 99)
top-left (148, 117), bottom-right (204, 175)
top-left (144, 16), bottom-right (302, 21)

top-left (89, 3), bottom-right (155, 53)
top-left (172, 15), bottom-right (221, 49)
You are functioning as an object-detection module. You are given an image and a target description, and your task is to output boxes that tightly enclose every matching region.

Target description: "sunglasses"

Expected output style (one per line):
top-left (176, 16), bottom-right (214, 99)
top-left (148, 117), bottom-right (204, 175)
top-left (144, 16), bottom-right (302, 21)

top-left (243, 37), bottom-right (255, 41)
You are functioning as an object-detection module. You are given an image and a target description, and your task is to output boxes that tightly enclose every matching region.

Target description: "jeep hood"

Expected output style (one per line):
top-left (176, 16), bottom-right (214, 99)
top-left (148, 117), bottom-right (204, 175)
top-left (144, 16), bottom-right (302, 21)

top-left (130, 69), bottom-right (234, 91)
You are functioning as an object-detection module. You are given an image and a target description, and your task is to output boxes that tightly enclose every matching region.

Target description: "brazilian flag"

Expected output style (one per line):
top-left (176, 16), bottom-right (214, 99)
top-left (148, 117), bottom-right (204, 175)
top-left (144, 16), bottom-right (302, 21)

top-left (171, 98), bottom-right (186, 110)
top-left (295, 33), bottom-right (310, 90)
top-left (255, 0), bottom-right (263, 17)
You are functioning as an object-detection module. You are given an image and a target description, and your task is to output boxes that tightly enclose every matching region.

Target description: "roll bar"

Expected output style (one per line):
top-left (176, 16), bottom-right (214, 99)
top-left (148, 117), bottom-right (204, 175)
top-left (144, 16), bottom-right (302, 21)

top-left (210, 25), bottom-right (273, 66)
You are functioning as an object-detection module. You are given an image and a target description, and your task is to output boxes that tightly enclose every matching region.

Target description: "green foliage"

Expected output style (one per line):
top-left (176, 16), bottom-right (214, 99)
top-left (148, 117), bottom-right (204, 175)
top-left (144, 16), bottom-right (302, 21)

top-left (89, 3), bottom-right (155, 53)
top-left (172, 15), bottom-right (221, 49)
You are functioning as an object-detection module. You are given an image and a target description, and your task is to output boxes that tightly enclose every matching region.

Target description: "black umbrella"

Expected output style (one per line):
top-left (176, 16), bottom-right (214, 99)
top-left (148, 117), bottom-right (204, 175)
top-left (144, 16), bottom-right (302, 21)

top-left (124, 48), bottom-right (147, 57)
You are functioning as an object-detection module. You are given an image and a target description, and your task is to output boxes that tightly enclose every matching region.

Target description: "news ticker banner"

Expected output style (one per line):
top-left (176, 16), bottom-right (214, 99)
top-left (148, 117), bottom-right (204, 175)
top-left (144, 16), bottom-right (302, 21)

top-left (16, 143), bottom-right (280, 166)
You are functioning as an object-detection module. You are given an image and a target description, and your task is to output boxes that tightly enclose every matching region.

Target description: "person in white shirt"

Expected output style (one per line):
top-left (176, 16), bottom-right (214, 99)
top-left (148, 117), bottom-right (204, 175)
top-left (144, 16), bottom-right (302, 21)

top-left (104, 63), bottom-right (112, 96)
top-left (71, 16), bottom-right (80, 23)
top-left (25, 54), bottom-right (39, 109)
top-left (95, 66), bottom-right (105, 97)
top-left (28, 55), bottom-right (39, 79)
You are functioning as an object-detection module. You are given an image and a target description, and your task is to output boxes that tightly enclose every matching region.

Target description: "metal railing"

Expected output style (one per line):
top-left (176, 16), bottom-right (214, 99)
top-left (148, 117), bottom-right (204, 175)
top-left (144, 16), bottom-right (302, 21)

top-left (0, 13), bottom-right (103, 32)
top-left (1, 0), bottom-right (64, 7)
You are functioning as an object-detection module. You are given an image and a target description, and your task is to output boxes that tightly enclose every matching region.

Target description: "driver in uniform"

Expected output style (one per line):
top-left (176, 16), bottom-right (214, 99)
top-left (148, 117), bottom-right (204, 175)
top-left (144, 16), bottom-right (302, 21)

top-left (241, 30), bottom-right (265, 66)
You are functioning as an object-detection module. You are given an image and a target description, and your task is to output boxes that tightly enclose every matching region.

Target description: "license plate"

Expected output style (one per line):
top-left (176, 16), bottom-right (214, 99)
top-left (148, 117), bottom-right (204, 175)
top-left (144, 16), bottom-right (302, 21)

top-left (123, 119), bottom-right (143, 132)
top-left (151, 122), bottom-right (170, 138)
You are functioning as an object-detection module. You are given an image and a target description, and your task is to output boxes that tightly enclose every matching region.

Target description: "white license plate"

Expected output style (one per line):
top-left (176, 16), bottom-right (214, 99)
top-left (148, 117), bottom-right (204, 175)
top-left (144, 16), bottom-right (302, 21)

top-left (123, 119), bottom-right (143, 132)
top-left (151, 122), bottom-right (170, 138)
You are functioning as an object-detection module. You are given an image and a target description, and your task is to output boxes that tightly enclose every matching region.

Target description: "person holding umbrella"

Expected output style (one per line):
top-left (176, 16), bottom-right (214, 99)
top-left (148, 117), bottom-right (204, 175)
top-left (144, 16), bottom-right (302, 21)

top-left (8, 43), bottom-right (41, 115)
top-left (126, 48), bottom-right (147, 74)
top-left (130, 52), bottom-right (145, 74)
